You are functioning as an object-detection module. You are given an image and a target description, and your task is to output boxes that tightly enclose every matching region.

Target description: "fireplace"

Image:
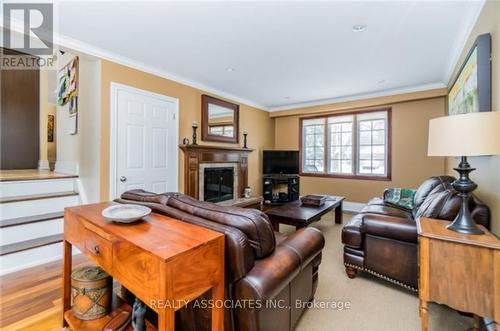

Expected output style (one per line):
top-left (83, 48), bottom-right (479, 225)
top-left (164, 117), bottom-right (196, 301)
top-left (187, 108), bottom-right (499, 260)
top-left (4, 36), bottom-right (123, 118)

top-left (203, 167), bottom-right (234, 203)
top-left (179, 145), bottom-right (253, 200)
top-left (199, 162), bottom-right (239, 202)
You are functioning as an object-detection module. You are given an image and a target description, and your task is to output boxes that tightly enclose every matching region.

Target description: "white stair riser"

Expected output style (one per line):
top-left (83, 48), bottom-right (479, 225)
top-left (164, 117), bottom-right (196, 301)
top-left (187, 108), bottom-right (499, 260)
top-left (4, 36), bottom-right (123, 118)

top-left (0, 219), bottom-right (63, 245)
top-left (0, 242), bottom-right (62, 275)
top-left (0, 243), bottom-right (82, 276)
top-left (0, 195), bottom-right (80, 220)
top-left (0, 179), bottom-right (76, 198)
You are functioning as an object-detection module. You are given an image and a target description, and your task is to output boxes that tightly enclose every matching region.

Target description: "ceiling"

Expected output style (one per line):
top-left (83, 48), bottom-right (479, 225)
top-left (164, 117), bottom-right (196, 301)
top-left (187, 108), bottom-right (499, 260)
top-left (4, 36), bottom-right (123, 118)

top-left (56, 1), bottom-right (484, 111)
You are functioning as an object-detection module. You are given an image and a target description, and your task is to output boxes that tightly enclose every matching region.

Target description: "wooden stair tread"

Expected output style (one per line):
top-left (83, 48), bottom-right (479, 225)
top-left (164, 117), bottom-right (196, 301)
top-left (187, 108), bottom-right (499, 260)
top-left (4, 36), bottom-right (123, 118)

top-left (0, 191), bottom-right (78, 204)
top-left (0, 170), bottom-right (77, 182)
top-left (0, 234), bottom-right (63, 256)
top-left (0, 211), bottom-right (64, 228)
top-left (64, 292), bottom-right (157, 331)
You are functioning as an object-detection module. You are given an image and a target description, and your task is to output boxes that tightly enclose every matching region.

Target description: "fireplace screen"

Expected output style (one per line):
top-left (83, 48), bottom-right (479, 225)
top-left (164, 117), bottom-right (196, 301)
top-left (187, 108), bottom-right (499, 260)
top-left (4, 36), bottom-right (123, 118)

top-left (204, 167), bottom-right (234, 203)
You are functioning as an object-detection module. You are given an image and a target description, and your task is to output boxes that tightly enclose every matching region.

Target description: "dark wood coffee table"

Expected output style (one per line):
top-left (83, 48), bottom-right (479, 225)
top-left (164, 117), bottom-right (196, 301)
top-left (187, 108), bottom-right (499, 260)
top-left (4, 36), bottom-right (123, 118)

top-left (265, 195), bottom-right (345, 231)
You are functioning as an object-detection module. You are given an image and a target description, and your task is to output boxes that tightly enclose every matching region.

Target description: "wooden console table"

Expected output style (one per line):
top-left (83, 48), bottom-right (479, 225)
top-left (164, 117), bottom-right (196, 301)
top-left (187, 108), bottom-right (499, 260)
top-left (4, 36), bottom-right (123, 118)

top-left (417, 218), bottom-right (500, 331)
top-left (62, 202), bottom-right (225, 331)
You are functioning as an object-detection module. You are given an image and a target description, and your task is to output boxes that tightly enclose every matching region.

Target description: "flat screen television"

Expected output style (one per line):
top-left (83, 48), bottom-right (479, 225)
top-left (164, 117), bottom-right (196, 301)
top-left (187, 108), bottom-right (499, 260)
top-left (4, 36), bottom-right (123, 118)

top-left (263, 150), bottom-right (299, 175)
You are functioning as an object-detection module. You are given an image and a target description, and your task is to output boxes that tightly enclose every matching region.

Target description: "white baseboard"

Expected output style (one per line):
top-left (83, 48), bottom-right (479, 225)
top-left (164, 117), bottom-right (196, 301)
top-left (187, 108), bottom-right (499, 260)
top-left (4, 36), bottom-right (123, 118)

top-left (38, 160), bottom-right (50, 170)
top-left (343, 201), bottom-right (366, 213)
top-left (55, 161), bottom-right (79, 175)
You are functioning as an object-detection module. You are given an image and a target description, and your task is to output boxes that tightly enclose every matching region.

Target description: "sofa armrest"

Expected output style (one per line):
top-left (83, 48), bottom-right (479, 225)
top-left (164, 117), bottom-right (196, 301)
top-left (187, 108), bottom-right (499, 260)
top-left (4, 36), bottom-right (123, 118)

top-left (361, 214), bottom-right (417, 243)
top-left (235, 227), bottom-right (324, 302)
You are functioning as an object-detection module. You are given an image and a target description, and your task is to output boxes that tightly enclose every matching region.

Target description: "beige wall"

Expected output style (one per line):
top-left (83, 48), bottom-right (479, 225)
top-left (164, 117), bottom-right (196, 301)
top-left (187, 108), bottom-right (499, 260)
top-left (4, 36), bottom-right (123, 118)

top-left (274, 97), bottom-right (446, 203)
top-left (446, 0), bottom-right (500, 235)
top-left (100, 60), bottom-right (275, 201)
top-left (77, 57), bottom-right (102, 203)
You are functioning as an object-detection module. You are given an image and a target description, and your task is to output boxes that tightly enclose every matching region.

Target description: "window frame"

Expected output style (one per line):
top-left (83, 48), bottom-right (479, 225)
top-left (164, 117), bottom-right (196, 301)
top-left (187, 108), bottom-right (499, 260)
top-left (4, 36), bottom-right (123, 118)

top-left (299, 107), bottom-right (392, 181)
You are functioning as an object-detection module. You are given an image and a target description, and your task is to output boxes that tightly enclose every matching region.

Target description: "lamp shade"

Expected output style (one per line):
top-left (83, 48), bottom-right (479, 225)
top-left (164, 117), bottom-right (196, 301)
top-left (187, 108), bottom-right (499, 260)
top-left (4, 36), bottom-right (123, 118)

top-left (428, 111), bottom-right (500, 157)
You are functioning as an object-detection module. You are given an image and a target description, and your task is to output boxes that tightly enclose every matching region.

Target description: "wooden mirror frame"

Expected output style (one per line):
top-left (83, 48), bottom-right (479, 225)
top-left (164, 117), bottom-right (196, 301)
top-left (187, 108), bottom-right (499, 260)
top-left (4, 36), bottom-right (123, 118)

top-left (202, 94), bottom-right (239, 144)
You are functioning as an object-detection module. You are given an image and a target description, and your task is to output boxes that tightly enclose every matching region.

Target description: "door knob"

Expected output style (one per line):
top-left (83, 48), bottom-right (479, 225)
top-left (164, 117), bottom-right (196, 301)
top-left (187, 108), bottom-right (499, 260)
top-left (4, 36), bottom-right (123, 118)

top-left (120, 176), bottom-right (127, 183)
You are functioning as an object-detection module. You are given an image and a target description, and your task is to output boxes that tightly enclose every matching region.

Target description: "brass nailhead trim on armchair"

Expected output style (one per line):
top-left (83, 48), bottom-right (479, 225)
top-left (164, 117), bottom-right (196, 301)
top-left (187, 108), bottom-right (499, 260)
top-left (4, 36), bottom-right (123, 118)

top-left (344, 263), bottom-right (418, 293)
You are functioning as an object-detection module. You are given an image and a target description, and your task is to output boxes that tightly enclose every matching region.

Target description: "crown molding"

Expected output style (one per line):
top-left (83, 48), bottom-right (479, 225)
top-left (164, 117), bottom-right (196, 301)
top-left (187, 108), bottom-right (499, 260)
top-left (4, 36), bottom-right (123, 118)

top-left (53, 34), bottom-right (271, 111)
top-left (442, 0), bottom-right (485, 85)
top-left (0, 19), bottom-right (269, 111)
top-left (268, 82), bottom-right (447, 113)
top-left (2, 12), bottom-right (472, 115)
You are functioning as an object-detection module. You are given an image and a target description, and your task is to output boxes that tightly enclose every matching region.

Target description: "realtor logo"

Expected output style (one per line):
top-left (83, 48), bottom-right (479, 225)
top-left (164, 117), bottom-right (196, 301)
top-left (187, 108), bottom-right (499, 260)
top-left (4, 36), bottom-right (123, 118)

top-left (3, 3), bottom-right (53, 55)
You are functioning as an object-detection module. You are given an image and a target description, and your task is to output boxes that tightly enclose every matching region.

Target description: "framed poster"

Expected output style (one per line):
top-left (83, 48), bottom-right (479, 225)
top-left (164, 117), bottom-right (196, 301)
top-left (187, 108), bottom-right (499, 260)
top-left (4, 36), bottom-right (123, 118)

top-left (448, 33), bottom-right (491, 115)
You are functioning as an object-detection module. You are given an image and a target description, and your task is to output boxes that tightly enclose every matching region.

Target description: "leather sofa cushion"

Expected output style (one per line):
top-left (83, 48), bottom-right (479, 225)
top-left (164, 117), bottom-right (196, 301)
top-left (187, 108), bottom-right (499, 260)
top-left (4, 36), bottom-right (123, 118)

top-left (412, 176), bottom-right (455, 214)
top-left (414, 189), bottom-right (460, 221)
top-left (361, 204), bottom-right (412, 219)
top-left (166, 193), bottom-right (276, 258)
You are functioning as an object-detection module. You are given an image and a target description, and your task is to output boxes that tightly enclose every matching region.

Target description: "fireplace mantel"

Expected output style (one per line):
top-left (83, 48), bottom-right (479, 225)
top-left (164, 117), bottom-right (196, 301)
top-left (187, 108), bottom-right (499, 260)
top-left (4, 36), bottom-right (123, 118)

top-left (179, 145), bottom-right (254, 153)
top-left (179, 144), bottom-right (254, 199)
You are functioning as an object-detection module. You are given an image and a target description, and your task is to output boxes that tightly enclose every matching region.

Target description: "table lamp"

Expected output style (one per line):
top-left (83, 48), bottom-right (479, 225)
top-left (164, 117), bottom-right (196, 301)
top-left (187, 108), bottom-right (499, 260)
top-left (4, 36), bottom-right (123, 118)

top-left (428, 111), bottom-right (500, 234)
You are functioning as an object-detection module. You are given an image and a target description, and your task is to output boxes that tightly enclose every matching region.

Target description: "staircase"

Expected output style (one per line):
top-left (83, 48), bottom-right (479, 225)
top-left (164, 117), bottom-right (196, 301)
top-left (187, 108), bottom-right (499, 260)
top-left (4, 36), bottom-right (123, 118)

top-left (0, 174), bottom-right (81, 275)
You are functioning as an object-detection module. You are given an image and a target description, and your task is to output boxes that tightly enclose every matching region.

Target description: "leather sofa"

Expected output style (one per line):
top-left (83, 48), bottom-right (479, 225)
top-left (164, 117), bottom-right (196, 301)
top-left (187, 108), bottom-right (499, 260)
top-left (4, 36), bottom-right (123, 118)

top-left (116, 190), bottom-right (325, 331)
top-left (341, 176), bottom-right (490, 292)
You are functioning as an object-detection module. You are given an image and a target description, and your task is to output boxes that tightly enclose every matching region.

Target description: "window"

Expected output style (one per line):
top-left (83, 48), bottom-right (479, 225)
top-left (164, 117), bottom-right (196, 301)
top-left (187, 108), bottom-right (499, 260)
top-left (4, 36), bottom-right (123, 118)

top-left (300, 109), bottom-right (391, 180)
top-left (303, 118), bottom-right (325, 172)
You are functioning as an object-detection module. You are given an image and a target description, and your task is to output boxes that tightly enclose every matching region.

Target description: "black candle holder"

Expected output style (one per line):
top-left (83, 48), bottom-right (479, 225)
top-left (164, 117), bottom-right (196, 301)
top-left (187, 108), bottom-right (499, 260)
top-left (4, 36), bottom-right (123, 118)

top-left (192, 124), bottom-right (198, 145)
top-left (243, 131), bottom-right (248, 148)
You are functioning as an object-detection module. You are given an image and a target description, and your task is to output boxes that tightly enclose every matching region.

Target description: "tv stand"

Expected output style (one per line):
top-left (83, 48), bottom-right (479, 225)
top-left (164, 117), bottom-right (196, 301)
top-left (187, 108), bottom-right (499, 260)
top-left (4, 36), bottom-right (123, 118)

top-left (263, 174), bottom-right (299, 204)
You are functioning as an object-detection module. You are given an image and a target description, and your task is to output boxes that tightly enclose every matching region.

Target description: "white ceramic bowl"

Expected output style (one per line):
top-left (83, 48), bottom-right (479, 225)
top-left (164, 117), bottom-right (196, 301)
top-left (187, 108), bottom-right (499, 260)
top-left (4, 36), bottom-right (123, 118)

top-left (101, 204), bottom-right (151, 223)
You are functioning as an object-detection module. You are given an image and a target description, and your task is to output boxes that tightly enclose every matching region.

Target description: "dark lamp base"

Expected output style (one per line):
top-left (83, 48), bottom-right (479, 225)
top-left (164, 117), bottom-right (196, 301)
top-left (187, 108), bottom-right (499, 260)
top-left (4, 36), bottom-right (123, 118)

top-left (446, 217), bottom-right (484, 235)
top-left (447, 156), bottom-right (485, 235)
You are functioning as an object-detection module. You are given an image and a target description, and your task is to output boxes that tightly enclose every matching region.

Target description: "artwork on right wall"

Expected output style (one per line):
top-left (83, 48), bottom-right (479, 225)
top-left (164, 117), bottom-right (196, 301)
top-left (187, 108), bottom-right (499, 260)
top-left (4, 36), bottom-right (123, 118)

top-left (448, 33), bottom-right (491, 115)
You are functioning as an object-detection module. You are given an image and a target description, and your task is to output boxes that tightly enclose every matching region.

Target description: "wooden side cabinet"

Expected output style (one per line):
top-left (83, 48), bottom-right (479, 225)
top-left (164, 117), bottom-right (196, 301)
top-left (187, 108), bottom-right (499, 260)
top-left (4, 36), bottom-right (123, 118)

top-left (417, 218), bottom-right (500, 331)
top-left (63, 202), bottom-right (225, 331)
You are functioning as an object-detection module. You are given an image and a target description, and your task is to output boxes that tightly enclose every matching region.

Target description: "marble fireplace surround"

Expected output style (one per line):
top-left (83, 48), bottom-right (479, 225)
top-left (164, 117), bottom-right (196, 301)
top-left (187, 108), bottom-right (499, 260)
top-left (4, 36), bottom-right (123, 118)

top-left (179, 144), bottom-right (254, 200)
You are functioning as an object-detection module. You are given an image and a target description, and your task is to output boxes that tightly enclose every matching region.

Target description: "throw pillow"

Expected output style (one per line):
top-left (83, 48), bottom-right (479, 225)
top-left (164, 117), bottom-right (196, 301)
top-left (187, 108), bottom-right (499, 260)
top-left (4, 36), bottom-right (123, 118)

top-left (384, 188), bottom-right (417, 210)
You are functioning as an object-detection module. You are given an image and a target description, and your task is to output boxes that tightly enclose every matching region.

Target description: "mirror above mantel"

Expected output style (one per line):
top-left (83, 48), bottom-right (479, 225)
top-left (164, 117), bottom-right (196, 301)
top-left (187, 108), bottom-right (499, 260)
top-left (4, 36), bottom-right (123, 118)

top-left (202, 94), bottom-right (239, 144)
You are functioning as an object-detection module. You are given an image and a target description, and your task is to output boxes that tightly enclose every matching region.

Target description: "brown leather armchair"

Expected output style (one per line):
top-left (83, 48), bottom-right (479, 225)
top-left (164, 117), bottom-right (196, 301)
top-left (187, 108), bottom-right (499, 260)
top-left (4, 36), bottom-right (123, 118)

top-left (341, 176), bottom-right (490, 292)
top-left (117, 191), bottom-right (325, 331)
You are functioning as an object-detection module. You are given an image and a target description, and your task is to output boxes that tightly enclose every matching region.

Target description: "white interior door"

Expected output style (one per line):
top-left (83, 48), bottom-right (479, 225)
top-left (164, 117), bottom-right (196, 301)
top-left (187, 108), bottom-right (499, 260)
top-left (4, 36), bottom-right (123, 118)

top-left (111, 83), bottom-right (178, 199)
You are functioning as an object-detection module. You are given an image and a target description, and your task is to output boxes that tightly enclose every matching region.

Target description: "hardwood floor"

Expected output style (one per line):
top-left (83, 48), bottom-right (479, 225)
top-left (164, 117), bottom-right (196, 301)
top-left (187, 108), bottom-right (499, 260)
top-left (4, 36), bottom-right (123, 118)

top-left (0, 255), bottom-right (91, 331)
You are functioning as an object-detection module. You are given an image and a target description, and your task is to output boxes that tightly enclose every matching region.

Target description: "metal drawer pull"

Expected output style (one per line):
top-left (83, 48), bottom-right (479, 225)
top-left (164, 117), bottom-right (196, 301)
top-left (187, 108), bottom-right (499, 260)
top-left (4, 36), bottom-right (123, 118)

top-left (93, 245), bottom-right (100, 255)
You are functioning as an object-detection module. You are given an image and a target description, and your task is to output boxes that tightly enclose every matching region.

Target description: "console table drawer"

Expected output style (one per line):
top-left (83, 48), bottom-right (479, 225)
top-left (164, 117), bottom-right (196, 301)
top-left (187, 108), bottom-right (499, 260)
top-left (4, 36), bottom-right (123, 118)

top-left (84, 229), bottom-right (113, 270)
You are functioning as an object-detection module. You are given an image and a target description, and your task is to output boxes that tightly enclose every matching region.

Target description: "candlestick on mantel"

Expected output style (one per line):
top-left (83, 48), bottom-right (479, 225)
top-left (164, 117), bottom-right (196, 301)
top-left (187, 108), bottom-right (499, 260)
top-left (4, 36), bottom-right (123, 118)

top-left (243, 130), bottom-right (248, 149)
top-left (192, 122), bottom-right (198, 145)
